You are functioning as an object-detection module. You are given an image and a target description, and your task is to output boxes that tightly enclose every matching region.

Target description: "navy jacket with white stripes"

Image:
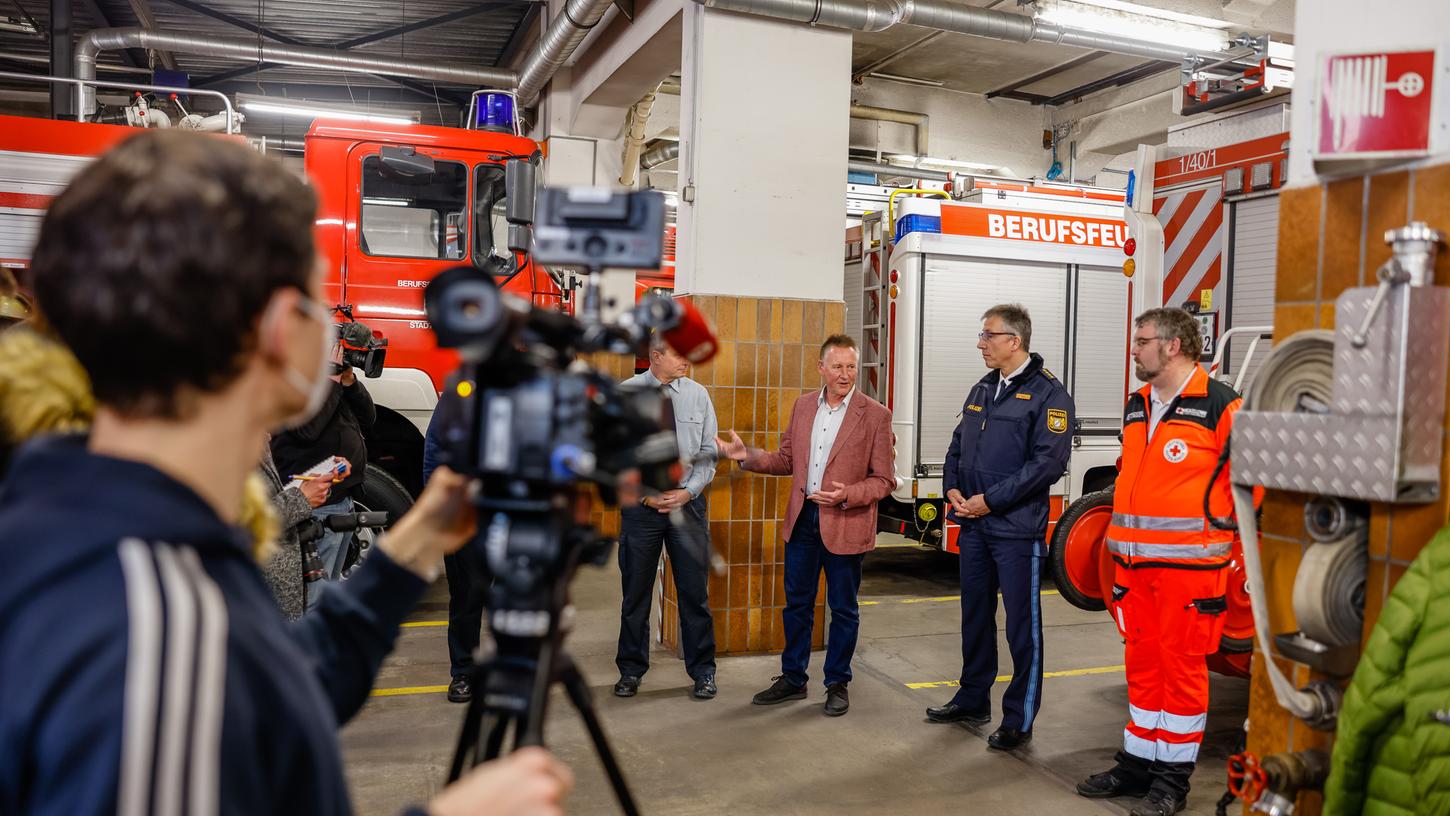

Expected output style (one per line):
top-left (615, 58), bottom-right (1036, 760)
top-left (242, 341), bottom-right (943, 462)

top-left (0, 435), bottom-right (431, 815)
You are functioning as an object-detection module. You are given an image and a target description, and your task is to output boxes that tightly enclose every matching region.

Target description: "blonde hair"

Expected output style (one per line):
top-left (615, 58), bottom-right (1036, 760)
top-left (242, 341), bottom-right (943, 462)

top-left (0, 327), bottom-right (277, 562)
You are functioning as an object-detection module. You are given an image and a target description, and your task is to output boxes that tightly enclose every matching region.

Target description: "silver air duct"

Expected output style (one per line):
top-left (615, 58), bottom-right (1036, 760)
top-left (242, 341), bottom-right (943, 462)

top-left (75, 27), bottom-right (516, 115)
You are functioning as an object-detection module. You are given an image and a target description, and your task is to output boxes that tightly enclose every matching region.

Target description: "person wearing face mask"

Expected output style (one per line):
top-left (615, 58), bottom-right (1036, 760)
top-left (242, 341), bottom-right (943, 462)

top-left (0, 131), bottom-right (571, 816)
top-left (270, 324), bottom-right (376, 603)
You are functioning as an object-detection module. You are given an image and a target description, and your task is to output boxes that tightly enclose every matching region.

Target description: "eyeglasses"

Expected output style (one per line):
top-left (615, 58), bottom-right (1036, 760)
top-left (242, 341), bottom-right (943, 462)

top-left (1133, 336), bottom-right (1163, 349)
top-left (977, 331), bottom-right (1018, 342)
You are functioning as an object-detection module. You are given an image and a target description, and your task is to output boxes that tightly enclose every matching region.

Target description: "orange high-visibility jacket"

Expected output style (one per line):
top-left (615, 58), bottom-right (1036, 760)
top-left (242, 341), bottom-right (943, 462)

top-left (1108, 366), bottom-right (1242, 570)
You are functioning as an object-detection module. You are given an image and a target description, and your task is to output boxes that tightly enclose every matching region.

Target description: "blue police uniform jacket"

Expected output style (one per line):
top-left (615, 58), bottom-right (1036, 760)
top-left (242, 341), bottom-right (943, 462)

top-left (0, 435), bottom-right (434, 816)
top-left (943, 352), bottom-right (1075, 541)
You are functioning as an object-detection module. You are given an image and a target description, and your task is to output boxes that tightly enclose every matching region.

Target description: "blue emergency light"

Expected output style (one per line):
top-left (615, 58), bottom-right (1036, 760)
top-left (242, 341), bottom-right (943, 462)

top-left (475, 93), bottom-right (516, 132)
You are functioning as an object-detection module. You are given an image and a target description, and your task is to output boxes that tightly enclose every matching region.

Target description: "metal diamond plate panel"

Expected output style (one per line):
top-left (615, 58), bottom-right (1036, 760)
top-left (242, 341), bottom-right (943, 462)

top-left (1233, 413), bottom-right (1403, 502)
top-left (1233, 284), bottom-right (1448, 503)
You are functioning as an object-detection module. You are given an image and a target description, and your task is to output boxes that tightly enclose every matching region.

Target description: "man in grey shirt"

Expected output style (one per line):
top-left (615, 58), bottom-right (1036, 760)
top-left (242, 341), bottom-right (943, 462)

top-left (614, 335), bottom-right (720, 700)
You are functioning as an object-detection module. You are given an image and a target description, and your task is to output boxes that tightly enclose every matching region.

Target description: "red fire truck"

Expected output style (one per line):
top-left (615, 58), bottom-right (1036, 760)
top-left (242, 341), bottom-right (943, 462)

top-left (0, 109), bottom-right (561, 513)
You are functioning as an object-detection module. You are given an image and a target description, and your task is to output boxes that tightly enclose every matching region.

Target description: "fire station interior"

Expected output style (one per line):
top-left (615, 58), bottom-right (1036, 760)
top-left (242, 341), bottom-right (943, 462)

top-left (5, 0), bottom-right (1450, 815)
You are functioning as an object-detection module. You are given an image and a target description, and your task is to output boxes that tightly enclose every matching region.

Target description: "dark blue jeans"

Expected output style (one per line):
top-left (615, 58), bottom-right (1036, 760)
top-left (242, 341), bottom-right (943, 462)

top-left (782, 502), bottom-right (864, 689)
top-left (953, 526), bottom-right (1044, 732)
top-left (616, 496), bottom-right (716, 680)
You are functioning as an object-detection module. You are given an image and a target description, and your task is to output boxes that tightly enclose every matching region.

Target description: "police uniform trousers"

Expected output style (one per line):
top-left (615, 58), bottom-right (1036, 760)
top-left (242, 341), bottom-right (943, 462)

top-left (952, 526), bottom-right (1044, 733)
top-left (616, 496), bottom-right (716, 680)
top-left (1110, 563), bottom-right (1230, 798)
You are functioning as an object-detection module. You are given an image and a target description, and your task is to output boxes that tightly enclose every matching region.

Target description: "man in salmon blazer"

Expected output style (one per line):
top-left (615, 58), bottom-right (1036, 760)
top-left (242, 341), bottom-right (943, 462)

top-left (717, 334), bottom-right (895, 717)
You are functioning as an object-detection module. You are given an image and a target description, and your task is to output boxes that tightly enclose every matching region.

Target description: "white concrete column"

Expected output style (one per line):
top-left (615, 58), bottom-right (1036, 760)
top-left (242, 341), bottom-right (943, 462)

top-left (675, 4), bottom-right (850, 300)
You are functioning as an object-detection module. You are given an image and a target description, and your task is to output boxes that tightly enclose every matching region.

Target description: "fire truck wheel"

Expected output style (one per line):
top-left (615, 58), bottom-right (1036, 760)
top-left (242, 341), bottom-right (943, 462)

top-left (1048, 487), bottom-right (1115, 613)
top-left (346, 464), bottom-right (414, 574)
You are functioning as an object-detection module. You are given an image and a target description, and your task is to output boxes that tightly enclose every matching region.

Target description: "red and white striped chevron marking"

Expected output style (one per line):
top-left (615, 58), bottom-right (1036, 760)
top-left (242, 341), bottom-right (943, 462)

top-left (1153, 184), bottom-right (1223, 309)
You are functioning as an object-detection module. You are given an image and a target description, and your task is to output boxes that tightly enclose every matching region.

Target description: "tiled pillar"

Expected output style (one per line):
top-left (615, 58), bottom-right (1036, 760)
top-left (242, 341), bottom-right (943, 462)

top-left (1244, 164), bottom-right (1450, 816)
top-left (657, 294), bottom-right (844, 655)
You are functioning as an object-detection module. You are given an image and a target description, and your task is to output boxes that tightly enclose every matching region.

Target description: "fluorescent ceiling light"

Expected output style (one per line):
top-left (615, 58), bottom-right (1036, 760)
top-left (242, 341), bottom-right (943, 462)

top-left (237, 93), bottom-right (417, 125)
top-left (867, 72), bottom-right (945, 88)
top-left (362, 197), bottom-right (412, 207)
top-left (887, 154), bottom-right (1004, 172)
top-left (1034, 0), bottom-right (1230, 53)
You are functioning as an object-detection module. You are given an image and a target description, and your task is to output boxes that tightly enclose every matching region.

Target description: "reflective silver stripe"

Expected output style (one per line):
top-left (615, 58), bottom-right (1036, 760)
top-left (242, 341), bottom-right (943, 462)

top-left (1159, 710), bottom-right (1207, 735)
top-left (1129, 704), bottom-right (1160, 731)
top-left (1111, 512), bottom-right (1205, 532)
top-left (1123, 729), bottom-right (1157, 761)
top-left (153, 545), bottom-right (198, 816)
top-left (1107, 538), bottom-right (1233, 560)
top-left (1156, 739), bottom-right (1201, 763)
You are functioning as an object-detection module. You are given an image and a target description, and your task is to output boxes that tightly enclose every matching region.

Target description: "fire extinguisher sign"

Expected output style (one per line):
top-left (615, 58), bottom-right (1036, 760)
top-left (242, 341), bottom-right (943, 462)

top-left (1317, 49), bottom-right (1438, 159)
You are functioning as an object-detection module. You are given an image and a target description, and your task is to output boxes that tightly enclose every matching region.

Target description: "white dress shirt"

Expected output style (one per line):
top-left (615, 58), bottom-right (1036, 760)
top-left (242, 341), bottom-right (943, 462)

top-left (995, 356), bottom-right (1033, 400)
top-left (1148, 370), bottom-right (1194, 437)
top-left (807, 388), bottom-right (854, 495)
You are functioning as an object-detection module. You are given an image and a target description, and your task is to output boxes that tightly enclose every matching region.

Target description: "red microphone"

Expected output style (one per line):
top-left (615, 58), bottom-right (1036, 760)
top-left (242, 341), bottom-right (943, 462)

top-left (661, 297), bottom-right (719, 364)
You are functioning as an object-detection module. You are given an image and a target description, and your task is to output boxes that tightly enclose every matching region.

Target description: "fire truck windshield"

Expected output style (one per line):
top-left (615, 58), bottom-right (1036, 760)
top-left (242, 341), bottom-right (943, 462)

top-left (359, 155), bottom-right (467, 260)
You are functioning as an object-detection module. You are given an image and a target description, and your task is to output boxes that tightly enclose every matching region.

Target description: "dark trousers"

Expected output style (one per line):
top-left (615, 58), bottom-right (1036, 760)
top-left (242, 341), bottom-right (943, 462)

top-left (953, 527), bottom-right (1044, 732)
top-left (781, 502), bottom-right (865, 689)
top-left (616, 496), bottom-right (716, 680)
top-left (444, 543), bottom-right (487, 678)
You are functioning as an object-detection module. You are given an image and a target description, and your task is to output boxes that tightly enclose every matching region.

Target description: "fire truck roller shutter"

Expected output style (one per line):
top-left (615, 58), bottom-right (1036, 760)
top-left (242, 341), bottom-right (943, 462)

top-left (1070, 265), bottom-right (1131, 436)
top-left (917, 258), bottom-right (1068, 470)
top-left (1225, 195), bottom-right (1280, 391)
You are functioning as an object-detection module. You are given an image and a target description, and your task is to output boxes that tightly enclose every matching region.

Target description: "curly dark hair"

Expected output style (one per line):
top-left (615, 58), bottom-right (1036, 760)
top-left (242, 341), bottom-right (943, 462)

top-left (28, 131), bottom-right (318, 418)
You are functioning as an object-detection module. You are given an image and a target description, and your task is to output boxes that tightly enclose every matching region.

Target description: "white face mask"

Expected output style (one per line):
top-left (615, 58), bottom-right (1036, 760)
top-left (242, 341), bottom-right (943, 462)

top-left (279, 295), bottom-right (336, 429)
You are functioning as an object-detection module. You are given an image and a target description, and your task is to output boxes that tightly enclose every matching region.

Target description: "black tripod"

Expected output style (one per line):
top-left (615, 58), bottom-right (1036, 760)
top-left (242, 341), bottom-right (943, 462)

top-left (446, 510), bottom-right (641, 816)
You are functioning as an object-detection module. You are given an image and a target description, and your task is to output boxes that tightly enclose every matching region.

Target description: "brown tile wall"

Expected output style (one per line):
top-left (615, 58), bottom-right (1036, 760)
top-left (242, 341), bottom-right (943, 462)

top-left (656, 294), bottom-right (845, 655)
top-left (1245, 163), bottom-right (1450, 815)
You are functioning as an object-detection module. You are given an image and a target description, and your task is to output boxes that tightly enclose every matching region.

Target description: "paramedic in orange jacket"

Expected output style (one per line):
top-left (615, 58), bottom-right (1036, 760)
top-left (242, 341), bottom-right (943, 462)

top-left (1075, 307), bottom-right (1243, 816)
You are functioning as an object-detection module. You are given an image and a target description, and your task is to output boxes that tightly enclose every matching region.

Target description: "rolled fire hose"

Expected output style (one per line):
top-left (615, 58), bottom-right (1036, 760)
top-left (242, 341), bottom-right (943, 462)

top-left (1291, 533), bottom-right (1367, 647)
top-left (1233, 330), bottom-right (1343, 727)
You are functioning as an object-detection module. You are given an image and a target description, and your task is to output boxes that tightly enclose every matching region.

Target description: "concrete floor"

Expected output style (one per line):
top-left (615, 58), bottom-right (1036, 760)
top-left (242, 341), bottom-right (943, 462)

top-left (342, 542), bottom-right (1250, 816)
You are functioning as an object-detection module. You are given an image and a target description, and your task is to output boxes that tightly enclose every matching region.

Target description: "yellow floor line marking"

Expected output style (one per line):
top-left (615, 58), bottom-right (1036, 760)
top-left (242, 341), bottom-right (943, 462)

top-left (400, 620), bottom-right (449, 628)
top-left (860, 589), bottom-right (1060, 607)
top-left (372, 684), bottom-right (451, 697)
top-left (906, 664), bottom-right (1125, 689)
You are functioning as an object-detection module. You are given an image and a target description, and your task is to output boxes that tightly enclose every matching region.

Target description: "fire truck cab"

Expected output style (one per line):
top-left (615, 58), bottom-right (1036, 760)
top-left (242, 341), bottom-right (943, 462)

top-left (0, 111), bottom-right (559, 502)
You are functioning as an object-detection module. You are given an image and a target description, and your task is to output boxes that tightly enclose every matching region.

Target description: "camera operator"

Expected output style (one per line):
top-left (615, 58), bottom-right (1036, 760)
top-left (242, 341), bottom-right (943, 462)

top-left (0, 131), bottom-right (571, 816)
top-left (271, 321), bottom-right (376, 602)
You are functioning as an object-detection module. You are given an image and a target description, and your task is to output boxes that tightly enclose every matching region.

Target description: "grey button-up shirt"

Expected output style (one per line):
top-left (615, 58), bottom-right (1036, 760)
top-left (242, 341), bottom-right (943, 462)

top-left (807, 387), bottom-right (854, 495)
top-left (622, 371), bottom-right (719, 498)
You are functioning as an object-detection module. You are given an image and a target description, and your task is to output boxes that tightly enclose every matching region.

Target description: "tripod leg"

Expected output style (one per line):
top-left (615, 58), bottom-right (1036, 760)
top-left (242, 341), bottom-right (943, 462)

top-left (559, 657), bottom-right (641, 816)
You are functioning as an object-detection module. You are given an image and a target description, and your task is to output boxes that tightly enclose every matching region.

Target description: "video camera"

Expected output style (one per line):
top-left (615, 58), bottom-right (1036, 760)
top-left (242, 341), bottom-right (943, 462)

top-left (424, 163), bottom-right (716, 813)
top-left (333, 314), bottom-right (388, 378)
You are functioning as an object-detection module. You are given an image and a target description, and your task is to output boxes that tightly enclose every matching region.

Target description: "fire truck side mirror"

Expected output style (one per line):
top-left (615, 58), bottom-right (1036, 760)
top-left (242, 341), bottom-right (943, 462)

top-left (504, 158), bottom-right (537, 226)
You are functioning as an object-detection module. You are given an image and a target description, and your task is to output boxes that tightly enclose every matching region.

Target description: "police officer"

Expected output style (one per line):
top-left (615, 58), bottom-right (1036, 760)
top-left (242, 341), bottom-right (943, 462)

top-left (927, 304), bottom-right (1074, 752)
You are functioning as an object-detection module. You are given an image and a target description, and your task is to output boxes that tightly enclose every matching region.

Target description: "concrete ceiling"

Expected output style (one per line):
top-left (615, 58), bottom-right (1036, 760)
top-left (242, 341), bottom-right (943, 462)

top-left (850, 0), bottom-right (1294, 105)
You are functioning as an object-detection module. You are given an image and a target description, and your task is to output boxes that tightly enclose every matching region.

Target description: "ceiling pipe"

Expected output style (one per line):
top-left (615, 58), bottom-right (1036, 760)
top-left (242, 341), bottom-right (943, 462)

top-left (850, 103), bottom-right (928, 156)
top-left (686, 0), bottom-right (1229, 65)
top-left (848, 159), bottom-right (948, 181)
top-left (74, 27), bottom-right (516, 115)
top-left (514, 0), bottom-right (615, 108)
top-left (641, 141), bottom-right (679, 170)
top-left (619, 86), bottom-right (660, 187)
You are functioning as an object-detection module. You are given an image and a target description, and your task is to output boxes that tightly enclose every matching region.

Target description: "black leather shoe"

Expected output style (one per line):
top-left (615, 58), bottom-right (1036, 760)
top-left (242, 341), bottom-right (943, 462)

top-left (613, 675), bottom-right (641, 698)
top-left (1076, 768), bottom-right (1151, 799)
top-left (751, 675), bottom-right (807, 705)
top-left (1128, 790), bottom-right (1186, 816)
top-left (692, 675), bottom-right (717, 700)
top-left (824, 683), bottom-right (849, 717)
top-left (925, 702), bottom-right (991, 725)
top-left (447, 677), bottom-right (471, 704)
top-left (986, 727), bottom-right (1032, 750)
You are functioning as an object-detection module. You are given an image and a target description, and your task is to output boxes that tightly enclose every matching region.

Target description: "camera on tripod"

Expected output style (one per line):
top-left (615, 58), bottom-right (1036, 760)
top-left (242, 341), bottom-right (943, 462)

top-left (423, 158), bottom-right (714, 815)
